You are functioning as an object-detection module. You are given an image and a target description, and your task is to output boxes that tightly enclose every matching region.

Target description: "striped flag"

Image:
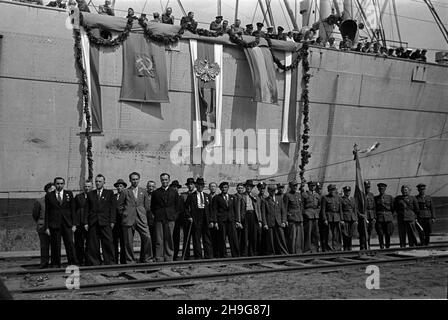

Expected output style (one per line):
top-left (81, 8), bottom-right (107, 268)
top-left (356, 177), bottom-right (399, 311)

top-left (189, 40), bottom-right (223, 147)
top-left (244, 47), bottom-right (278, 104)
top-left (353, 146), bottom-right (366, 217)
top-left (80, 28), bottom-right (103, 132)
top-left (281, 51), bottom-right (299, 143)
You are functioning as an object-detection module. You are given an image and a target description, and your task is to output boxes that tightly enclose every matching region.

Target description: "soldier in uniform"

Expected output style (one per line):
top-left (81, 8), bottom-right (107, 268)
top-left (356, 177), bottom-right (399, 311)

top-left (358, 180), bottom-right (376, 250)
top-left (320, 184), bottom-right (342, 251)
top-left (374, 183), bottom-right (395, 249)
top-left (302, 181), bottom-right (320, 252)
top-left (180, 11), bottom-right (198, 32)
top-left (415, 183), bottom-right (436, 245)
top-left (210, 15), bottom-right (224, 32)
top-left (282, 180), bottom-right (303, 253)
top-left (277, 26), bottom-right (286, 40)
top-left (161, 7), bottom-right (174, 24)
top-left (340, 186), bottom-right (358, 251)
top-left (395, 185), bottom-right (420, 247)
top-left (262, 184), bottom-right (289, 255)
top-left (266, 27), bottom-right (275, 39)
top-left (252, 22), bottom-right (266, 38)
top-left (244, 24), bottom-right (254, 35)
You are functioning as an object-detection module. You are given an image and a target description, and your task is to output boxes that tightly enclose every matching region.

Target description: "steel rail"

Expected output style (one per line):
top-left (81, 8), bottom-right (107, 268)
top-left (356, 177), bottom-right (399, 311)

top-left (12, 250), bottom-right (448, 295)
top-left (2, 242), bottom-right (448, 277)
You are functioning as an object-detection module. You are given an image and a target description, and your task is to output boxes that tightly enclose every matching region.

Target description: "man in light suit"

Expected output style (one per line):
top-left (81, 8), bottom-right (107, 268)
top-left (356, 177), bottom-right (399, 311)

top-left (211, 182), bottom-right (240, 258)
top-left (151, 173), bottom-right (181, 262)
top-left (44, 177), bottom-right (78, 267)
top-left (185, 177), bottom-right (213, 259)
top-left (121, 172), bottom-right (153, 263)
top-left (83, 174), bottom-right (116, 265)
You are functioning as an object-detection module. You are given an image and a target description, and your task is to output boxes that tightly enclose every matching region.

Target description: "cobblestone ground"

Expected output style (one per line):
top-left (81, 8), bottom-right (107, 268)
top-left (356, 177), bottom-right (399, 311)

top-left (12, 260), bottom-right (448, 300)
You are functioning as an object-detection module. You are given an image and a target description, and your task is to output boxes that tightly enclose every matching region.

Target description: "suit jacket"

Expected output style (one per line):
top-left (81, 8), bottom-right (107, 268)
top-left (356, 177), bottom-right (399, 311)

top-left (185, 191), bottom-right (211, 226)
top-left (235, 192), bottom-right (262, 223)
top-left (115, 192), bottom-right (125, 225)
top-left (211, 193), bottom-right (238, 223)
top-left (261, 195), bottom-right (286, 227)
top-left (122, 187), bottom-right (151, 226)
top-left (84, 189), bottom-right (116, 226)
top-left (32, 197), bottom-right (46, 233)
top-left (151, 186), bottom-right (181, 222)
top-left (341, 196), bottom-right (358, 221)
top-left (74, 193), bottom-right (88, 226)
top-left (44, 190), bottom-right (75, 229)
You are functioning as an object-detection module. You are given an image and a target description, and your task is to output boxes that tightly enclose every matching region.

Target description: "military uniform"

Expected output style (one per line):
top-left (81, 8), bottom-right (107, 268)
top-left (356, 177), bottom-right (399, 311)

top-left (210, 20), bottom-right (223, 32)
top-left (283, 191), bottom-right (304, 254)
top-left (394, 194), bottom-right (420, 247)
top-left (302, 189), bottom-right (320, 252)
top-left (374, 193), bottom-right (395, 249)
top-left (341, 195), bottom-right (358, 251)
top-left (320, 193), bottom-right (343, 251)
top-left (416, 193), bottom-right (435, 245)
top-left (358, 183), bottom-right (376, 250)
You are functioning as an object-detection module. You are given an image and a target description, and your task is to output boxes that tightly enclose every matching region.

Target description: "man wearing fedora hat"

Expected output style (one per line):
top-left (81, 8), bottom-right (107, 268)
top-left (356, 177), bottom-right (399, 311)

top-left (211, 181), bottom-right (240, 257)
top-left (320, 184), bottom-right (343, 251)
top-left (374, 183), bottom-right (395, 249)
top-left (185, 177), bottom-right (213, 259)
top-left (415, 183), bottom-right (436, 245)
top-left (235, 180), bottom-right (262, 256)
top-left (113, 178), bottom-right (127, 264)
top-left (283, 180), bottom-right (304, 254)
top-left (302, 181), bottom-right (320, 252)
top-left (261, 184), bottom-right (288, 255)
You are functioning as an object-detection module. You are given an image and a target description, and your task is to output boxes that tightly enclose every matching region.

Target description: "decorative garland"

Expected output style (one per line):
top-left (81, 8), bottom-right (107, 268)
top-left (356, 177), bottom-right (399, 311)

top-left (73, 28), bottom-right (94, 181)
top-left (266, 37), bottom-right (305, 71)
top-left (79, 13), bottom-right (134, 47)
top-left (139, 18), bottom-right (186, 44)
top-left (228, 32), bottom-right (261, 48)
top-left (298, 43), bottom-right (312, 190)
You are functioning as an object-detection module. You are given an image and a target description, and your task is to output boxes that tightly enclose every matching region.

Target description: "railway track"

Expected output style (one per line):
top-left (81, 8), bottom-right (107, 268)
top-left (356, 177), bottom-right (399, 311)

top-left (2, 243), bottom-right (448, 295)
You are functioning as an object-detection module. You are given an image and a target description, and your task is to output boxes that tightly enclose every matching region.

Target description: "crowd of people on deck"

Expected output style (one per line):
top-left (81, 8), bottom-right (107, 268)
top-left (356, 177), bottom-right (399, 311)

top-left (32, 172), bottom-right (436, 268)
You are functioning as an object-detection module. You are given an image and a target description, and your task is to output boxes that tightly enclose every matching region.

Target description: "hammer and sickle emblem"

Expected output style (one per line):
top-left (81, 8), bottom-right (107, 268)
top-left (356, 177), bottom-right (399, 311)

top-left (135, 55), bottom-right (155, 78)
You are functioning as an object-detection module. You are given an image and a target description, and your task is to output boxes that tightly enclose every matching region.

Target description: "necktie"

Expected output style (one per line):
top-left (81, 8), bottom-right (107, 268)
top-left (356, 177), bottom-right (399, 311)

top-left (57, 192), bottom-right (62, 204)
top-left (97, 190), bottom-right (101, 200)
top-left (200, 192), bottom-right (204, 207)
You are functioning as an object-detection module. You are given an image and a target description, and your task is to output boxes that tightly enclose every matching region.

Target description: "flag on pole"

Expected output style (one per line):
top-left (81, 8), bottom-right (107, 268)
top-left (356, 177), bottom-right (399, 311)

top-left (80, 28), bottom-right (103, 132)
top-left (189, 40), bottom-right (223, 147)
top-left (120, 33), bottom-right (169, 103)
top-left (281, 51), bottom-right (299, 143)
top-left (353, 145), bottom-right (366, 217)
top-left (244, 46), bottom-right (278, 104)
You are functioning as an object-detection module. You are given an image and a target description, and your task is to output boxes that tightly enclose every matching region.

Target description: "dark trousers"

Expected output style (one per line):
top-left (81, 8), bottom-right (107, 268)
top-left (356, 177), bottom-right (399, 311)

top-left (244, 211), bottom-right (259, 256)
top-left (38, 231), bottom-right (50, 268)
top-left (286, 221), bottom-right (303, 254)
top-left (217, 220), bottom-right (239, 258)
top-left (173, 217), bottom-right (190, 260)
top-left (319, 220), bottom-right (331, 252)
top-left (404, 221), bottom-right (419, 247)
top-left (49, 225), bottom-right (78, 267)
top-left (113, 223), bottom-right (125, 264)
top-left (237, 221), bottom-right (247, 257)
top-left (418, 218), bottom-right (432, 246)
top-left (375, 221), bottom-right (394, 249)
top-left (303, 217), bottom-right (320, 253)
top-left (191, 211), bottom-right (213, 259)
top-left (265, 225), bottom-right (288, 255)
top-left (86, 223), bottom-right (115, 266)
top-left (155, 220), bottom-right (175, 262)
top-left (328, 221), bottom-right (342, 251)
top-left (74, 227), bottom-right (87, 265)
top-left (211, 227), bottom-right (220, 258)
top-left (342, 221), bottom-right (358, 251)
top-left (358, 218), bottom-right (374, 250)
top-left (397, 217), bottom-right (406, 248)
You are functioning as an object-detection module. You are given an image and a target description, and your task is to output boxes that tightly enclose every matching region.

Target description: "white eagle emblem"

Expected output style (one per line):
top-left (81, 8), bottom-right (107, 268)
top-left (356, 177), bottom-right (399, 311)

top-left (194, 59), bottom-right (220, 82)
top-left (135, 54), bottom-right (156, 78)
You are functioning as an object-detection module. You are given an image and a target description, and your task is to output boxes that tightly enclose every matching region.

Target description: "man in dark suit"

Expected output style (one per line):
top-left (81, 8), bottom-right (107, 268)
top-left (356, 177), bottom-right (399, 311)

top-left (73, 180), bottom-right (93, 265)
top-left (211, 182), bottom-right (240, 258)
top-left (32, 182), bottom-right (55, 268)
top-left (146, 180), bottom-right (157, 257)
top-left (44, 177), bottom-right (78, 267)
top-left (262, 184), bottom-right (288, 255)
top-left (233, 183), bottom-right (245, 255)
top-left (121, 172), bottom-right (153, 263)
top-left (151, 173), bottom-right (181, 262)
top-left (185, 177), bottom-right (213, 259)
top-left (174, 178), bottom-right (195, 260)
top-left (113, 179), bottom-right (127, 264)
top-left (83, 174), bottom-right (116, 265)
top-left (207, 182), bottom-right (220, 258)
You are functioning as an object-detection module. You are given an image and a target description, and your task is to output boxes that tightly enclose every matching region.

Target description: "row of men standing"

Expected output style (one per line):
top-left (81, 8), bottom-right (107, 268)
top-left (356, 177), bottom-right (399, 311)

top-left (32, 173), bottom-right (436, 268)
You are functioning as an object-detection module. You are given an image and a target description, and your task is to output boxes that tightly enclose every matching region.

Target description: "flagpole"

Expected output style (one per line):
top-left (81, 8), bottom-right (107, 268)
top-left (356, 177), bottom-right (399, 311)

top-left (353, 143), bottom-right (369, 251)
